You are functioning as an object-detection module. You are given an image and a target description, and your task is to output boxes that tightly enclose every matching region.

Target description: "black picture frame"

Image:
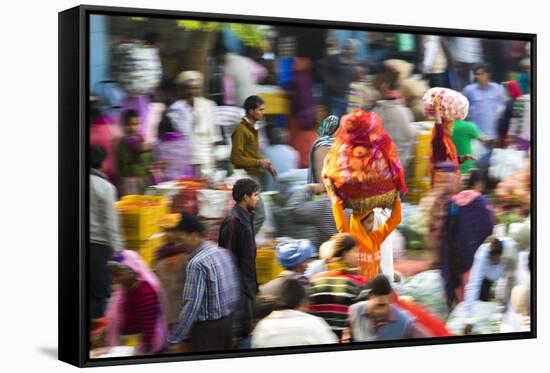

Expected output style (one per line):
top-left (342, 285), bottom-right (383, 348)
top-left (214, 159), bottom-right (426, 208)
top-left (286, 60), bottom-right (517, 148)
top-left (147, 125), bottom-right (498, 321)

top-left (59, 4), bottom-right (536, 368)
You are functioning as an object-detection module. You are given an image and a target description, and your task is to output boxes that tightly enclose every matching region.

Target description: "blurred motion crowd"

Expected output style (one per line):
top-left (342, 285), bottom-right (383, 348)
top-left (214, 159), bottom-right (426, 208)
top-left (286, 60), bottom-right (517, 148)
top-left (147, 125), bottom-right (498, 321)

top-left (88, 18), bottom-right (532, 358)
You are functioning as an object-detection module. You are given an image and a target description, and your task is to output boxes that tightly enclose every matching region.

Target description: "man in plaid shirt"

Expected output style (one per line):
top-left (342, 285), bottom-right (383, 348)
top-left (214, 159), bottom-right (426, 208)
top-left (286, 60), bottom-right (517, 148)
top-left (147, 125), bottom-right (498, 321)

top-left (167, 212), bottom-right (240, 352)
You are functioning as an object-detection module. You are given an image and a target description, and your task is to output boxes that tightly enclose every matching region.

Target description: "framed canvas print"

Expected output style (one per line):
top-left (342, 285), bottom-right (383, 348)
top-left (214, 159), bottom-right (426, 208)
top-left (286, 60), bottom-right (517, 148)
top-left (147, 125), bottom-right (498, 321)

top-left (59, 4), bottom-right (536, 368)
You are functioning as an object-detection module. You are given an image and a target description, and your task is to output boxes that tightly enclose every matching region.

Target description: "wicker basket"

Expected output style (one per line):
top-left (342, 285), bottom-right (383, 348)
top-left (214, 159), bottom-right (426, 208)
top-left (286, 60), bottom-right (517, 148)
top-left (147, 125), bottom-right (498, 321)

top-left (348, 189), bottom-right (398, 213)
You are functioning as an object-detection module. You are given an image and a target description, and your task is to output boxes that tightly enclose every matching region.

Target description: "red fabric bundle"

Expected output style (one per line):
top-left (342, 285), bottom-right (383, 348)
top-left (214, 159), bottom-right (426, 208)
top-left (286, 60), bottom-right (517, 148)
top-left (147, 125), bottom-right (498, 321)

top-left (323, 110), bottom-right (407, 206)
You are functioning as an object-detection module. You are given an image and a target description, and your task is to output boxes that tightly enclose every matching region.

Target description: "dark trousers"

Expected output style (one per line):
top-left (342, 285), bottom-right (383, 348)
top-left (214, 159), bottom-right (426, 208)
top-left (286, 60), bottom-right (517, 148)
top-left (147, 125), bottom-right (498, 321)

top-left (479, 278), bottom-right (494, 302)
top-left (89, 243), bottom-right (113, 319)
top-left (426, 72), bottom-right (450, 89)
top-left (190, 315), bottom-right (233, 353)
top-left (232, 292), bottom-right (254, 342)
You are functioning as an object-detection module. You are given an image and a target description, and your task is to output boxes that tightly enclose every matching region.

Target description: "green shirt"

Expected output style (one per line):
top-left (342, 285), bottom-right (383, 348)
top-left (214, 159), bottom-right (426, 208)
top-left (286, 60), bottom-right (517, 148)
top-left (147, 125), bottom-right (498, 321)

top-left (451, 120), bottom-right (482, 174)
top-left (116, 136), bottom-right (151, 178)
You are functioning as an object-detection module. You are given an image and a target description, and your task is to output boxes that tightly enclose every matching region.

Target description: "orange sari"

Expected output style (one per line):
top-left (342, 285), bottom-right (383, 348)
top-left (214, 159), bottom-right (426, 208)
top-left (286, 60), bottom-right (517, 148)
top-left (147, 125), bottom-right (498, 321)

top-left (430, 121), bottom-right (459, 186)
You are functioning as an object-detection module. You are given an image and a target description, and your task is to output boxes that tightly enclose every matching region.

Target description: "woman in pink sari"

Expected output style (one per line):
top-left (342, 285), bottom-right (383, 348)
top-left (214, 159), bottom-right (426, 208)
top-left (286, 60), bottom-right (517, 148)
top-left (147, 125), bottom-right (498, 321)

top-left (89, 98), bottom-right (120, 183)
top-left (105, 250), bottom-right (168, 355)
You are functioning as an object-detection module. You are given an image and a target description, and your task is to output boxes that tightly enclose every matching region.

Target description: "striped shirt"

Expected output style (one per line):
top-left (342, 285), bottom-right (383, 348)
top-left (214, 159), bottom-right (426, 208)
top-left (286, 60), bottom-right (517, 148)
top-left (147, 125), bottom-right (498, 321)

top-left (122, 281), bottom-right (159, 353)
top-left (308, 271), bottom-right (366, 339)
top-left (168, 241), bottom-right (240, 343)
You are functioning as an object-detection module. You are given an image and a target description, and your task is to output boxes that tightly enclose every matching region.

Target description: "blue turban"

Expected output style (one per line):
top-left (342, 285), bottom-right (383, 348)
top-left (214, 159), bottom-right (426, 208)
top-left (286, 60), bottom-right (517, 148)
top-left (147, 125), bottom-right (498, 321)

top-left (276, 239), bottom-right (315, 270)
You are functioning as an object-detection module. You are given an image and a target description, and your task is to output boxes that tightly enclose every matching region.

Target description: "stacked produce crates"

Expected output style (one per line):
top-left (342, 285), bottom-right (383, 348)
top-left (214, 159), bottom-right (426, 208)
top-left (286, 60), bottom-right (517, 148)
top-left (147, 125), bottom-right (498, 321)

top-left (116, 195), bottom-right (169, 267)
top-left (255, 243), bottom-right (284, 285)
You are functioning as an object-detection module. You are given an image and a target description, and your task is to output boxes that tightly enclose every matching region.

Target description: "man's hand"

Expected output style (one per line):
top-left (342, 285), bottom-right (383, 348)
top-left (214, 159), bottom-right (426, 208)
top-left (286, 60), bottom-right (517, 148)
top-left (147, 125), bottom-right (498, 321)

top-left (258, 159), bottom-right (272, 170)
top-left (166, 341), bottom-right (190, 354)
top-left (393, 272), bottom-right (402, 283)
top-left (267, 165), bottom-right (277, 178)
top-left (323, 178), bottom-right (341, 204)
top-left (307, 183), bottom-right (326, 194)
top-left (464, 323), bottom-right (474, 335)
top-left (341, 327), bottom-right (352, 343)
top-left (459, 154), bottom-right (477, 163)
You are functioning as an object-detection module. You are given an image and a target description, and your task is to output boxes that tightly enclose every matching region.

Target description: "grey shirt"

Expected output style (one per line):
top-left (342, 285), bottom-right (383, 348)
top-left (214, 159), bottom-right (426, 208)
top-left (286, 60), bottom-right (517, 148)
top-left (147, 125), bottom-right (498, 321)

top-left (89, 170), bottom-right (123, 251)
top-left (373, 100), bottom-right (415, 169)
top-left (286, 186), bottom-right (340, 249)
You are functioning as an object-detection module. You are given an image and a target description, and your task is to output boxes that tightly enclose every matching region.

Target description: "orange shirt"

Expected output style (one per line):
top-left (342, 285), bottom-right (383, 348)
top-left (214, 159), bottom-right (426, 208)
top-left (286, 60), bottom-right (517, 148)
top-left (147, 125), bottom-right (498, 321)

top-left (332, 198), bottom-right (402, 281)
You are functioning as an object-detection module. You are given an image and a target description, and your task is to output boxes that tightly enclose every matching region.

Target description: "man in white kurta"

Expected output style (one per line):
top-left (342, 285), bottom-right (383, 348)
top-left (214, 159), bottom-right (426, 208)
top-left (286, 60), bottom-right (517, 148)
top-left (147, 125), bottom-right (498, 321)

top-left (170, 70), bottom-right (223, 177)
top-left (251, 278), bottom-right (337, 348)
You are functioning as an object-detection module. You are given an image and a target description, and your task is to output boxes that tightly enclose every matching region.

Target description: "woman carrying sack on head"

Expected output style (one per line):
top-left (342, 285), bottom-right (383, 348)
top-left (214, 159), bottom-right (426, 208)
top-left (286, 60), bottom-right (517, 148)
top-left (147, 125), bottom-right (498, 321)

top-left (324, 178), bottom-right (402, 282)
top-left (423, 88), bottom-right (472, 187)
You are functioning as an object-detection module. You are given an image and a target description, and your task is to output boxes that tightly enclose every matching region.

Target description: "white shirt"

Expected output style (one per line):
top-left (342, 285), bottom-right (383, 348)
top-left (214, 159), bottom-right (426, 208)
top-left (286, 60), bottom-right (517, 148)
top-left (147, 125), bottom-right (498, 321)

top-left (89, 172), bottom-right (123, 251)
top-left (450, 37), bottom-right (483, 64)
top-left (169, 97), bottom-right (222, 169)
top-left (500, 250), bottom-right (531, 333)
top-left (464, 238), bottom-right (516, 318)
top-left (509, 94), bottom-right (531, 141)
top-left (224, 53), bottom-right (261, 106)
top-left (373, 208), bottom-right (396, 281)
top-left (251, 309), bottom-right (338, 348)
top-left (422, 36), bottom-right (448, 74)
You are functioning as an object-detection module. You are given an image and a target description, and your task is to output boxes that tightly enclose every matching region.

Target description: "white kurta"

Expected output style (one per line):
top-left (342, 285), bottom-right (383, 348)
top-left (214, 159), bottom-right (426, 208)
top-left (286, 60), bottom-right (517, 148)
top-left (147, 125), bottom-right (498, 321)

top-left (373, 208), bottom-right (395, 282)
top-left (169, 97), bottom-right (222, 174)
top-left (251, 309), bottom-right (338, 348)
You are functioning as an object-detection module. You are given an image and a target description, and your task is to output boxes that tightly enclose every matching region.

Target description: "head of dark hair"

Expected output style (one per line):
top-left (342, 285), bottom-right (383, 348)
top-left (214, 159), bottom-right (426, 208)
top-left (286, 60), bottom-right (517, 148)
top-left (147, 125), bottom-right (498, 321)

top-left (489, 237), bottom-right (504, 257)
top-left (277, 278), bottom-right (307, 310)
top-left (143, 32), bottom-right (160, 46)
top-left (157, 112), bottom-right (176, 138)
top-left (122, 109), bottom-right (139, 126)
top-left (90, 96), bottom-right (103, 124)
top-left (268, 127), bottom-right (287, 145)
top-left (374, 69), bottom-right (399, 92)
top-left (158, 79), bottom-right (178, 106)
top-left (232, 178), bottom-right (260, 203)
top-left (90, 145), bottom-right (107, 170)
top-left (367, 275), bottom-right (393, 297)
top-left (253, 296), bottom-right (277, 319)
top-left (466, 168), bottom-right (484, 190)
top-left (243, 95), bottom-right (265, 115)
top-left (331, 233), bottom-right (357, 259)
top-left (213, 36), bottom-right (228, 57)
top-left (472, 63), bottom-right (491, 74)
top-left (175, 211), bottom-right (206, 236)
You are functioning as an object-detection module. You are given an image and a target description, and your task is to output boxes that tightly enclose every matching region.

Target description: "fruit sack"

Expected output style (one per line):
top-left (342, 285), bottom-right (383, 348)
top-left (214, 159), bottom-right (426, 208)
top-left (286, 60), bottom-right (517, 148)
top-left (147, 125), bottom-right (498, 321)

top-left (422, 87), bottom-right (469, 120)
top-left (112, 41), bottom-right (162, 95)
top-left (322, 110), bottom-right (407, 212)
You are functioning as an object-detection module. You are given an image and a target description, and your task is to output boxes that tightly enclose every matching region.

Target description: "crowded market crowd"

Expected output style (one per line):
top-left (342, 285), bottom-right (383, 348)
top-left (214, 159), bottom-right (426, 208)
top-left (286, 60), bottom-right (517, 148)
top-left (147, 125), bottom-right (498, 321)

top-left (88, 17), bottom-right (532, 358)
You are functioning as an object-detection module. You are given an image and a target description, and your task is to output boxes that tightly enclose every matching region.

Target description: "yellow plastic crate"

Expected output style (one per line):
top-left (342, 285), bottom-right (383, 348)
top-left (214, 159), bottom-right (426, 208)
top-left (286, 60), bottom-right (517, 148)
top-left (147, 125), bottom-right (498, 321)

top-left (255, 246), bottom-right (283, 285)
top-left (116, 195), bottom-right (169, 241)
top-left (258, 92), bottom-right (291, 115)
top-left (125, 233), bottom-right (165, 268)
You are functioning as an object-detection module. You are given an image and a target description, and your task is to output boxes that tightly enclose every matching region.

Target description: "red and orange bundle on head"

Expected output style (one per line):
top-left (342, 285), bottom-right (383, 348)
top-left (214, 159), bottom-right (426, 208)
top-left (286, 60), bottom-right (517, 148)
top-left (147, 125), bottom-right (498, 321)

top-left (322, 109), bottom-right (407, 212)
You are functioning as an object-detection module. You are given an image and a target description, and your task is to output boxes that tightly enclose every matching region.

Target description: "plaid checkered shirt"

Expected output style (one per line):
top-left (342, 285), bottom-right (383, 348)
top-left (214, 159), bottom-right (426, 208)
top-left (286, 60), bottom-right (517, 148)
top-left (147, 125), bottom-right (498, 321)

top-left (168, 241), bottom-right (240, 343)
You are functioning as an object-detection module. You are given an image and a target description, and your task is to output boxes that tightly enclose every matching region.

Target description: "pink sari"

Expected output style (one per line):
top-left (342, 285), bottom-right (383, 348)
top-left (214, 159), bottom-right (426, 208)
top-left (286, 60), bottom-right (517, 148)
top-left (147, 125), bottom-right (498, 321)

top-left (105, 250), bottom-right (168, 354)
